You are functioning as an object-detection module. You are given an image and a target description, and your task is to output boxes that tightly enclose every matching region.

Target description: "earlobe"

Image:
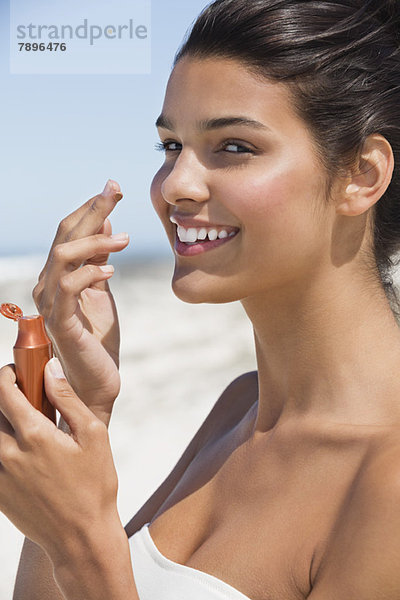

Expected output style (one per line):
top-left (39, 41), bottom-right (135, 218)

top-left (336, 134), bottom-right (394, 217)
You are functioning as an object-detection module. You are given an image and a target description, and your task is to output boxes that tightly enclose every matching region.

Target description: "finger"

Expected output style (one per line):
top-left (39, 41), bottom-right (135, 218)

top-left (0, 427), bottom-right (19, 476)
top-left (54, 180), bottom-right (122, 248)
top-left (36, 232), bottom-right (129, 314)
top-left (83, 219), bottom-right (115, 292)
top-left (0, 365), bottom-right (46, 434)
top-left (33, 183), bottom-right (122, 310)
top-left (36, 180), bottom-right (123, 284)
top-left (90, 217), bottom-right (113, 251)
top-left (67, 179), bottom-right (124, 244)
top-left (97, 218), bottom-right (112, 236)
top-left (86, 218), bottom-right (113, 293)
top-left (83, 218), bottom-right (114, 266)
top-left (53, 233), bottom-right (128, 270)
top-left (0, 410), bottom-right (15, 436)
top-left (49, 263), bottom-right (115, 329)
top-left (0, 410), bottom-right (18, 470)
top-left (44, 358), bottom-right (102, 440)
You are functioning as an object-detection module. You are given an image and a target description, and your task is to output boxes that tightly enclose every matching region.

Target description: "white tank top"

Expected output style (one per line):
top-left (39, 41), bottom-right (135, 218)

top-left (129, 523), bottom-right (252, 600)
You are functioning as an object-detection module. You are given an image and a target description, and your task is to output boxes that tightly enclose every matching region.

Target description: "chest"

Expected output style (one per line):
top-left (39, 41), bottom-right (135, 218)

top-left (148, 428), bottom-right (370, 600)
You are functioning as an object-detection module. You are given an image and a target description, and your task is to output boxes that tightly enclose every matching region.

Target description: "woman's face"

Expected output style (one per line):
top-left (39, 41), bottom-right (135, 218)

top-left (151, 56), bottom-right (335, 304)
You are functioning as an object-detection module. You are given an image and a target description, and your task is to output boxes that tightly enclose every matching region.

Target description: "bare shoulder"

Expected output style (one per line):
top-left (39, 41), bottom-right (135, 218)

top-left (309, 430), bottom-right (400, 599)
top-left (124, 371), bottom-right (258, 538)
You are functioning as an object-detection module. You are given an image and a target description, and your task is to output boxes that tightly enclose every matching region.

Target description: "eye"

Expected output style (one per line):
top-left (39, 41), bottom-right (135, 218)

top-left (220, 140), bottom-right (253, 154)
top-left (154, 141), bottom-right (181, 152)
top-left (154, 139), bottom-right (254, 154)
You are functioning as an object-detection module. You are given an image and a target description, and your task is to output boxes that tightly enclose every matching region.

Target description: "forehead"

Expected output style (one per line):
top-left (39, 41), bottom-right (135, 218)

top-left (161, 56), bottom-right (302, 135)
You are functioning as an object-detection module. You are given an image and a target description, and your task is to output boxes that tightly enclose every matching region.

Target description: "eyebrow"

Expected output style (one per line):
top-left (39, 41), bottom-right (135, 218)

top-left (155, 114), bottom-right (270, 132)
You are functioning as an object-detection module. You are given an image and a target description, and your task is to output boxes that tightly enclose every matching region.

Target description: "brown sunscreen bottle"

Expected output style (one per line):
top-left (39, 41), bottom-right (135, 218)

top-left (1, 303), bottom-right (56, 423)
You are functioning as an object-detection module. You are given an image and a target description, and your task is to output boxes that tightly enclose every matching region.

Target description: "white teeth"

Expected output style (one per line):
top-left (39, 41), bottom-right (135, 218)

top-left (175, 223), bottom-right (237, 243)
top-left (186, 228), bottom-right (198, 243)
top-left (177, 226), bottom-right (188, 242)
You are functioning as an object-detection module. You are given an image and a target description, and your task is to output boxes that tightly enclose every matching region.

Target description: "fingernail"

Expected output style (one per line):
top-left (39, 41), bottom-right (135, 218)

top-left (47, 357), bottom-right (66, 379)
top-left (110, 233), bottom-right (128, 241)
top-left (102, 179), bottom-right (122, 200)
top-left (99, 265), bottom-right (114, 274)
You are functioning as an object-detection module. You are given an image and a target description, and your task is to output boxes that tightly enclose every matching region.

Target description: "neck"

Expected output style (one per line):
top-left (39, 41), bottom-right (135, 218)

top-left (241, 268), bottom-right (400, 434)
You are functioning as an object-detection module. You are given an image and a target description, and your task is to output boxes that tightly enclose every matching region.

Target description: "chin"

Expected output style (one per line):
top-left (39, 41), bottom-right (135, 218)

top-left (171, 266), bottom-right (245, 305)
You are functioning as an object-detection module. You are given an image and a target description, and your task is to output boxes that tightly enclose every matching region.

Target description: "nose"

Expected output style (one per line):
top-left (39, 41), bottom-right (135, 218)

top-left (160, 151), bottom-right (209, 206)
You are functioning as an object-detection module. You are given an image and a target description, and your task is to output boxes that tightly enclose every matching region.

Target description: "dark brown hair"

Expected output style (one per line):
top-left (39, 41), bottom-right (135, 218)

top-left (174, 0), bottom-right (400, 316)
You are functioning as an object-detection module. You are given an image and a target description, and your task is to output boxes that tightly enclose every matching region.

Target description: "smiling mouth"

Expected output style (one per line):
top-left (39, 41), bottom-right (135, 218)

top-left (177, 226), bottom-right (238, 244)
top-left (169, 216), bottom-right (239, 244)
top-left (171, 225), bottom-right (240, 257)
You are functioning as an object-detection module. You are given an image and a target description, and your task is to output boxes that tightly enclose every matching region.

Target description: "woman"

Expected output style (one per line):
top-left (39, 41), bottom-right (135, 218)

top-left (2, 0), bottom-right (400, 598)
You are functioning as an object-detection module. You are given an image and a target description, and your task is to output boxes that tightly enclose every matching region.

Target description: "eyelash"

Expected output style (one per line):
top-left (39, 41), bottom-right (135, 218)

top-left (154, 140), bottom-right (254, 154)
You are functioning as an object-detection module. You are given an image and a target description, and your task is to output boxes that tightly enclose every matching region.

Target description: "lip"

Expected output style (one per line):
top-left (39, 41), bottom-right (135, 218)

top-left (169, 214), bottom-right (239, 233)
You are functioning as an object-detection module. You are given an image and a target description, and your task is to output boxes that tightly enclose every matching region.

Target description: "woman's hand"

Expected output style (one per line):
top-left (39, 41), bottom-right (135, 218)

top-left (32, 180), bottom-right (129, 424)
top-left (0, 358), bottom-right (121, 565)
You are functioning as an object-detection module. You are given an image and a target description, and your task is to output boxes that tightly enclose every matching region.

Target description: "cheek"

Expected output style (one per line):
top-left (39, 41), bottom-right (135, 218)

top-left (228, 168), bottom-right (302, 232)
top-left (255, 159), bottom-right (322, 219)
top-left (150, 166), bottom-right (177, 248)
top-left (150, 165), bottom-right (169, 219)
top-left (228, 165), bottom-right (326, 270)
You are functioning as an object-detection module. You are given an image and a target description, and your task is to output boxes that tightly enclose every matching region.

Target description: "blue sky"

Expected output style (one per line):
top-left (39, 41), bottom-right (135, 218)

top-left (0, 0), bottom-right (211, 257)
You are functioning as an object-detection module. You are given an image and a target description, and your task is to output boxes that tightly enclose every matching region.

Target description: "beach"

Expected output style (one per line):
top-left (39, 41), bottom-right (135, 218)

top-left (0, 254), bottom-right (256, 597)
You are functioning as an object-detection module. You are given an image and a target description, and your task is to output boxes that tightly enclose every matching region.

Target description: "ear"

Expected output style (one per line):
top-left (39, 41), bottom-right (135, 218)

top-left (336, 134), bottom-right (394, 216)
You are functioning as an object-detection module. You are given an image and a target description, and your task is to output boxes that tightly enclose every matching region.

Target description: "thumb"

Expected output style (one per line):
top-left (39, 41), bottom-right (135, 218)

top-left (44, 358), bottom-right (92, 435)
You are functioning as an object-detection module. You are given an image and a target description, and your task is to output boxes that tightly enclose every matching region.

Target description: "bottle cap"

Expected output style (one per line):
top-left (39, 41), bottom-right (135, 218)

top-left (0, 303), bottom-right (23, 321)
